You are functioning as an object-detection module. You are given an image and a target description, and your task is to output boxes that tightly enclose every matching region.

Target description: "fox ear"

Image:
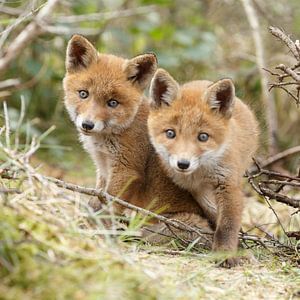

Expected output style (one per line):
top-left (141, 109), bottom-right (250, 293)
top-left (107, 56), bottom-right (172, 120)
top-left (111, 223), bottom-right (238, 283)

top-left (123, 53), bottom-right (157, 90)
top-left (205, 79), bottom-right (235, 118)
top-left (66, 35), bottom-right (98, 72)
top-left (150, 69), bottom-right (179, 107)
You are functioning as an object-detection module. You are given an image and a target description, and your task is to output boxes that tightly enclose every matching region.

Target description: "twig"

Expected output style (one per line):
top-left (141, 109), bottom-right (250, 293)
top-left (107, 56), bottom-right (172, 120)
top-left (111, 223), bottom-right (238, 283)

top-left (286, 231), bottom-right (300, 240)
top-left (276, 64), bottom-right (300, 82)
top-left (265, 26), bottom-right (300, 105)
top-left (259, 145), bottom-right (300, 169)
top-left (43, 175), bottom-right (213, 238)
top-left (54, 5), bottom-right (156, 23)
top-left (259, 186), bottom-right (300, 208)
top-left (0, 78), bottom-right (21, 90)
top-left (141, 249), bottom-right (207, 257)
top-left (0, 188), bottom-right (21, 194)
top-left (269, 26), bottom-right (300, 60)
top-left (42, 25), bottom-right (102, 36)
top-left (0, 0), bottom-right (59, 73)
top-left (0, 5), bottom-right (23, 16)
top-left (259, 179), bottom-right (300, 187)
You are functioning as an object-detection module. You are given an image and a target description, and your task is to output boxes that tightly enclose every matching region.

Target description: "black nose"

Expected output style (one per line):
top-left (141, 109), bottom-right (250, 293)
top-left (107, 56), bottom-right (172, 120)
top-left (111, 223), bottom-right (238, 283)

top-left (82, 120), bottom-right (94, 131)
top-left (177, 160), bottom-right (190, 170)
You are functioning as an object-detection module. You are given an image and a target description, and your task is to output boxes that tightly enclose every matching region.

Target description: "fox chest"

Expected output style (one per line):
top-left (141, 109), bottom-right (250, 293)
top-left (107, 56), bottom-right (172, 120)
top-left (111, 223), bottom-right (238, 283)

top-left (172, 171), bottom-right (218, 222)
top-left (81, 135), bottom-right (120, 187)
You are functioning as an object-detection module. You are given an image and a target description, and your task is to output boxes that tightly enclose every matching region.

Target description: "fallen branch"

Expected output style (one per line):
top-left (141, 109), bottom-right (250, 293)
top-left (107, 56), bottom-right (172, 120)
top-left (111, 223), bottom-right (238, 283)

top-left (44, 175), bottom-right (213, 238)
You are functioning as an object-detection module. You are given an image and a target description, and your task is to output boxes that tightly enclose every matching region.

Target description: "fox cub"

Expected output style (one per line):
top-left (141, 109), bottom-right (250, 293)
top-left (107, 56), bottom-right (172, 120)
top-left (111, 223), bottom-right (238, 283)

top-left (63, 36), bottom-right (212, 244)
top-left (148, 69), bottom-right (259, 266)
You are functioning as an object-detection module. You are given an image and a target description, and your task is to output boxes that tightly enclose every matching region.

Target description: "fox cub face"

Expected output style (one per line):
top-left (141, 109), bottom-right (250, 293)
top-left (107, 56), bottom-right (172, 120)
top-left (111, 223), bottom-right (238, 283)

top-left (63, 35), bottom-right (157, 135)
top-left (148, 69), bottom-right (235, 174)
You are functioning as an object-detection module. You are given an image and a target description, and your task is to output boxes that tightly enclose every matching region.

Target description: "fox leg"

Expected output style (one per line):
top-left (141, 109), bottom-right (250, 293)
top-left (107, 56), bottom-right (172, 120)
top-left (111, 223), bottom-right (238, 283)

top-left (88, 175), bottom-right (107, 211)
top-left (105, 166), bottom-right (144, 215)
top-left (213, 183), bottom-right (244, 267)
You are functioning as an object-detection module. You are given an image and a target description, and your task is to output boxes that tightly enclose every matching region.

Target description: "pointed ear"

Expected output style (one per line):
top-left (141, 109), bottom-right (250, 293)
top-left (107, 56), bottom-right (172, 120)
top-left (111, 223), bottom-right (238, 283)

top-left (123, 53), bottom-right (157, 90)
top-left (149, 68), bottom-right (180, 107)
top-left (205, 79), bottom-right (235, 118)
top-left (66, 35), bottom-right (98, 72)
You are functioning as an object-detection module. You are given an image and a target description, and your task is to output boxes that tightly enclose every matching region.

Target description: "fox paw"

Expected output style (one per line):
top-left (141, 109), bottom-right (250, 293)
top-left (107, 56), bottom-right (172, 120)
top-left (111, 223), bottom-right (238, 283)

top-left (217, 257), bottom-right (241, 268)
top-left (88, 197), bottom-right (103, 212)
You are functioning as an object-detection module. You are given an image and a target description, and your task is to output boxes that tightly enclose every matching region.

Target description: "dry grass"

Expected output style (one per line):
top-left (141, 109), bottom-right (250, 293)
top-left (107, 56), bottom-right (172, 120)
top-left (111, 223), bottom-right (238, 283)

top-left (0, 102), bottom-right (299, 300)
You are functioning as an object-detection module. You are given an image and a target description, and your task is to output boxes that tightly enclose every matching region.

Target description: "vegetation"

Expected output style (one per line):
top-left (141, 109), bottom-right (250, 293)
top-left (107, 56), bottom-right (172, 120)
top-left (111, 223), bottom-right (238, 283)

top-left (0, 0), bottom-right (300, 299)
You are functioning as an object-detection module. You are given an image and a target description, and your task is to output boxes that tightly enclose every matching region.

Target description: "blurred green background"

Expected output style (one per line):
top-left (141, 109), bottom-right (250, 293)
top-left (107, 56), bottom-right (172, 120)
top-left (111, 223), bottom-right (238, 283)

top-left (1, 0), bottom-right (300, 181)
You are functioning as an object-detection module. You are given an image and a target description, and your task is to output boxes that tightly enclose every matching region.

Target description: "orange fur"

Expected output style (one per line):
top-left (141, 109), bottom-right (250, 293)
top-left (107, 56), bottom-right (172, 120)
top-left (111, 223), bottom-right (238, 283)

top-left (63, 36), bottom-right (212, 245)
top-left (148, 69), bottom-right (259, 266)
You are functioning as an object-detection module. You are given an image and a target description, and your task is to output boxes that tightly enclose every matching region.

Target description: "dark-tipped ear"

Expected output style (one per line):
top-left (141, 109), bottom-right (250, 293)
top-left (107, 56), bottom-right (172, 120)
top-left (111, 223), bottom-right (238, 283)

top-left (205, 79), bottom-right (235, 118)
top-left (123, 53), bottom-right (157, 90)
top-left (66, 35), bottom-right (98, 72)
top-left (150, 68), bottom-right (180, 107)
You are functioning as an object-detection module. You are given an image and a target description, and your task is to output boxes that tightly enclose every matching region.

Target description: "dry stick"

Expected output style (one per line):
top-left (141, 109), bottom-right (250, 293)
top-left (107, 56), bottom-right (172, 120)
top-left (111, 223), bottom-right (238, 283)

top-left (45, 175), bottom-right (288, 248)
top-left (269, 26), bottom-right (300, 60)
top-left (260, 179), bottom-right (300, 187)
top-left (276, 64), bottom-right (300, 82)
top-left (0, 5), bottom-right (23, 16)
top-left (54, 5), bottom-right (157, 23)
top-left (248, 162), bottom-right (300, 208)
top-left (0, 79), bottom-right (21, 90)
top-left (260, 145), bottom-right (300, 169)
top-left (0, 188), bottom-right (21, 194)
top-left (1, 171), bottom-right (290, 249)
top-left (259, 186), bottom-right (300, 208)
top-left (266, 26), bottom-right (300, 105)
top-left (44, 175), bottom-right (213, 238)
top-left (0, 0), bottom-right (59, 73)
top-left (241, 0), bottom-right (278, 154)
top-left (250, 167), bottom-right (300, 182)
top-left (248, 146), bottom-right (300, 174)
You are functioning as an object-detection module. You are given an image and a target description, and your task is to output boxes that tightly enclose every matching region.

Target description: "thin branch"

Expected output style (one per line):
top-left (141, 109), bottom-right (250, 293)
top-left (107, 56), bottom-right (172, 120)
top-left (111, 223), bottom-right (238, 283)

top-left (276, 64), bottom-right (300, 82)
top-left (0, 0), bottom-right (60, 73)
top-left (269, 26), bottom-right (300, 60)
top-left (54, 5), bottom-right (157, 23)
top-left (259, 179), bottom-right (300, 187)
top-left (0, 78), bottom-right (20, 90)
top-left (260, 145), bottom-right (300, 168)
top-left (44, 175), bottom-right (213, 238)
top-left (0, 5), bottom-right (23, 16)
top-left (259, 186), bottom-right (300, 208)
top-left (0, 188), bottom-right (21, 194)
top-left (43, 25), bottom-right (102, 36)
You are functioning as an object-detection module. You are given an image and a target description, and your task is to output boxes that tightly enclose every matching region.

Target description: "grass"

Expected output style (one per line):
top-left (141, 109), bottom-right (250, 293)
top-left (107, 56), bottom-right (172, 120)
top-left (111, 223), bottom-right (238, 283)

top-left (1, 185), bottom-right (299, 300)
top-left (0, 103), bottom-right (300, 300)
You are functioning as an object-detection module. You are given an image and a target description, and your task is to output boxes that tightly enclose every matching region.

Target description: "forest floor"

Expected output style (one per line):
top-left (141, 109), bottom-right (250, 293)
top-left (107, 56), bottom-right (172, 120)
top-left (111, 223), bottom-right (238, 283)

top-left (1, 148), bottom-right (300, 300)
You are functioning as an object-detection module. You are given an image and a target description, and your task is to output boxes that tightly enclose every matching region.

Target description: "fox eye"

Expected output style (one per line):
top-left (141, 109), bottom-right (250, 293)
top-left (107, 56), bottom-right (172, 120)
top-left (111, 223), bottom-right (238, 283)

top-left (198, 132), bottom-right (209, 142)
top-left (78, 90), bottom-right (89, 99)
top-left (107, 99), bottom-right (119, 108)
top-left (166, 129), bottom-right (176, 139)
